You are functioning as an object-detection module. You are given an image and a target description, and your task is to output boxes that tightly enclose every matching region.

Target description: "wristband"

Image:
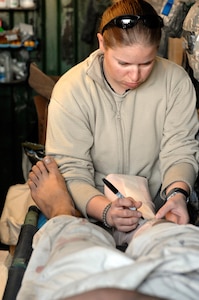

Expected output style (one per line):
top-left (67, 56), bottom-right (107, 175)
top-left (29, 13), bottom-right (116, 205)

top-left (166, 188), bottom-right (189, 203)
top-left (102, 203), bottom-right (112, 228)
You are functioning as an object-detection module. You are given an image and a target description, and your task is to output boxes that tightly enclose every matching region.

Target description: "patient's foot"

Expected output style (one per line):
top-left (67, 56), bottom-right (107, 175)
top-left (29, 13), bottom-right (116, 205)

top-left (28, 156), bottom-right (77, 219)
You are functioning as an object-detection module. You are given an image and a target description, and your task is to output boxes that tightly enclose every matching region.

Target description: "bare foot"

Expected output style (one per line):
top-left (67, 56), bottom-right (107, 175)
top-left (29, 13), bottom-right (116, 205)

top-left (28, 156), bottom-right (77, 219)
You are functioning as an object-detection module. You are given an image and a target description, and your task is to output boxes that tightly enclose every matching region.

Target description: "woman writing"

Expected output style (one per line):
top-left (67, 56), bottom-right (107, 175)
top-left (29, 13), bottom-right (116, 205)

top-left (46, 0), bottom-right (199, 240)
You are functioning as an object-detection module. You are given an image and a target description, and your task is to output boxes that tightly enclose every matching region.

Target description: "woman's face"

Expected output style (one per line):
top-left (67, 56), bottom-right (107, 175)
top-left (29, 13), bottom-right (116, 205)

top-left (98, 33), bottom-right (158, 95)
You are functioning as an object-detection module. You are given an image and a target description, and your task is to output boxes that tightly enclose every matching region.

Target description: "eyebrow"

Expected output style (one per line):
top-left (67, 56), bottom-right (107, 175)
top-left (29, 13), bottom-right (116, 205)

top-left (117, 58), bottom-right (154, 65)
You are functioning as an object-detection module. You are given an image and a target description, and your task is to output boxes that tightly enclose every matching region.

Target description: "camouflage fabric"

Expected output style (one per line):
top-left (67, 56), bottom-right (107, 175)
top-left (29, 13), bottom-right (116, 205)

top-left (160, 0), bottom-right (195, 37)
top-left (183, 1), bottom-right (199, 80)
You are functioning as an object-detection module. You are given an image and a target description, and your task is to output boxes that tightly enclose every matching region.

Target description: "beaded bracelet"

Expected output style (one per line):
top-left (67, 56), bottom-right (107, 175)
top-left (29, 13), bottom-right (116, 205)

top-left (102, 203), bottom-right (112, 228)
top-left (166, 187), bottom-right (189, 203)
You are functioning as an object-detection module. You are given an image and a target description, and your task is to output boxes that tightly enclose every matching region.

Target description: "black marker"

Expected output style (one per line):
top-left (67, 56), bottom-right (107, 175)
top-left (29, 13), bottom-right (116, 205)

top-left (103, 178), bottom-right (136, 211)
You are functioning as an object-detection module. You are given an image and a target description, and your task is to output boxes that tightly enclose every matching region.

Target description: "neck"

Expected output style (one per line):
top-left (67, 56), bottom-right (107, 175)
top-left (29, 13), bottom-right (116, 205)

top-left (102, 60), bottom-right (127, 95)
top-left (101, 62), bottom-right (115, 92)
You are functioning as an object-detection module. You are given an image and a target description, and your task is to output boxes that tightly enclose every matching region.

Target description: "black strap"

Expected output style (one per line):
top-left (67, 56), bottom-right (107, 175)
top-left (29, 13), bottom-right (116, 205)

top-left (166, 187), bottom-right (189, 202)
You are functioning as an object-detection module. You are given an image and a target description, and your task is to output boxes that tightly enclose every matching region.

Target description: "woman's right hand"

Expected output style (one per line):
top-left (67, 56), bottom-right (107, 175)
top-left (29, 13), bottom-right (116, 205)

top-left (106, 197), bottom-right (142, 232)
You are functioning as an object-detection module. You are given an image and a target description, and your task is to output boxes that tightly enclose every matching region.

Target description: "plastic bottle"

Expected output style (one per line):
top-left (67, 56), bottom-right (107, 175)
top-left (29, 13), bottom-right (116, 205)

top-left (4, 53), bottom-right (12, 82)
top-left (0, 0), bottom-right (7, 8)
top-left (0, 65), bottom-right (6, 82)
top-left (20, 0), bottom-right (34, 8)
top-left (9, 0), bottom-right (19, 8)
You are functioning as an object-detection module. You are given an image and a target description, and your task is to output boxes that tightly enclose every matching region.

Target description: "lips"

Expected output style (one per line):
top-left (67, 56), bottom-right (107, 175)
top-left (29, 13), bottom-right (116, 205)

top-left (124, 82), bottom-right (140, 88)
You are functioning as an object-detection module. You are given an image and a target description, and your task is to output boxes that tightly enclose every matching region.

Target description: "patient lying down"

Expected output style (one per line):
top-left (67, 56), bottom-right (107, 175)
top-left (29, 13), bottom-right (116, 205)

top-left (17, 157), bottom-right (199, 300)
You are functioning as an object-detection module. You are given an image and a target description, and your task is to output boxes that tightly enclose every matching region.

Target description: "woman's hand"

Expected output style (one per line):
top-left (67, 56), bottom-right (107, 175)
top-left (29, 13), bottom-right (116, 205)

top-left (106, 197), bottom-right (142, 232)
top-left (155, 194), bottom-right (189, 224)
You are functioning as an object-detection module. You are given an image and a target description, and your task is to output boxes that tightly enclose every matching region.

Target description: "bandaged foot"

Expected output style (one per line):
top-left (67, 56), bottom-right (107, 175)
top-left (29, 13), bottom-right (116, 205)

top-left (28, 156), bottom-right (78, 219)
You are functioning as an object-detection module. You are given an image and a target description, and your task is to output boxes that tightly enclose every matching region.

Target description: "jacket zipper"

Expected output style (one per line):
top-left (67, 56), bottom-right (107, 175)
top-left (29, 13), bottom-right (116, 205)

top-left (115, 102), bottom-right (125, 173)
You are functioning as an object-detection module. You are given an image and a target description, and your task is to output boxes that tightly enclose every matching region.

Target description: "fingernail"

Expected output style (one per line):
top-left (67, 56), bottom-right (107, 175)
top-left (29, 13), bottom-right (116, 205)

top-left (44, 156), bottom-right (52, 164)
top-left (129, 207), bottom-right (136, 211)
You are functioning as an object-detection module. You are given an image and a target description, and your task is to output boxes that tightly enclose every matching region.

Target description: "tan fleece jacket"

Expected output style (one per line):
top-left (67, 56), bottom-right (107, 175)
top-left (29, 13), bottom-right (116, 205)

top-left (46, 50), bottom-right (199, 217)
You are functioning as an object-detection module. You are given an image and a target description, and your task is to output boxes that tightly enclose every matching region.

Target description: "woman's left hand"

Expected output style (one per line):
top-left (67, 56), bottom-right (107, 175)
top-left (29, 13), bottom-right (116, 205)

top-left (155, 194), bottom-right (189, 224)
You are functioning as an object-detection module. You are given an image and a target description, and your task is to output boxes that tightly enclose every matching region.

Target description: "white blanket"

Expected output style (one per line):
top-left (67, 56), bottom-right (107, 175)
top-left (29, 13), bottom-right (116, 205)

top-left (0, 183), bottom-right (35, 245)
top-left (0, 251), bottom-right (12, 299)
top-left (17, 216), bottom-right (199, 300)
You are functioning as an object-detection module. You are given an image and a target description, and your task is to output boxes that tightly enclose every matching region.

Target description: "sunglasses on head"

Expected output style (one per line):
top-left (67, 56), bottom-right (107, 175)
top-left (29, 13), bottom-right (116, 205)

top-left (101, 14), bottom-right (164, 35)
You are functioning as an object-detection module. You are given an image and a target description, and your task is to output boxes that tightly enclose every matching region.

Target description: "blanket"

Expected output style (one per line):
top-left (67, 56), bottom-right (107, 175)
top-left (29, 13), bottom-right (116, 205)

top-left (17, 216), bottom-right (199, 300)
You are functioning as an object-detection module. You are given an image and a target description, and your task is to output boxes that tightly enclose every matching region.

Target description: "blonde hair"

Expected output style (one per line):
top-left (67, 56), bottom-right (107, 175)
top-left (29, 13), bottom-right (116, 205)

top-left (99, 0), bottom-right (162, 48)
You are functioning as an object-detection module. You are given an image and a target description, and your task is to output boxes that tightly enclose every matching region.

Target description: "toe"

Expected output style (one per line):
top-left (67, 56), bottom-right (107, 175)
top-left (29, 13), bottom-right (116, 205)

top-left (43, 156), bottom-right (59, 173)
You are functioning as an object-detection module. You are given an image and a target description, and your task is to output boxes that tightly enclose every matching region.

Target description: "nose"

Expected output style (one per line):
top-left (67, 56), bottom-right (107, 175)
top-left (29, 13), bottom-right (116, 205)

top-left (128, 65), bottom-right (140, 82)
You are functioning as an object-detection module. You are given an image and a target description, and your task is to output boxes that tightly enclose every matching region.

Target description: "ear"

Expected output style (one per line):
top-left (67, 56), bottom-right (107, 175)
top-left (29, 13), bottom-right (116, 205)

top-left (97, 33), bottom-right (105, 52)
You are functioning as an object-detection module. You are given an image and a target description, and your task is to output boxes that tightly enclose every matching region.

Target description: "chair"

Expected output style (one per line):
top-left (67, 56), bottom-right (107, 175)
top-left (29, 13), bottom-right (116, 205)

top-left (28, 62), bottom-right (60, 145)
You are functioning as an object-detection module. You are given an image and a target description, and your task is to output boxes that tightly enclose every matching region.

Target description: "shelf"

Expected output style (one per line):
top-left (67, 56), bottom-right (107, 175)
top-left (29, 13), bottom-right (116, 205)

top-left (0, 6), bottom-right (37, 11)
top-left (0, 40), bottom-right (39, 51)
top-left (0, 77), bottom-right (27, 85)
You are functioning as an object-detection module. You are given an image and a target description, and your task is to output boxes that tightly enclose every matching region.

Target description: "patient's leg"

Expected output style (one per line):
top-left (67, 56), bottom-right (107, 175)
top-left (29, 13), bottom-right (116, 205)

top-left (65, 288), bottom-right (166, 300)
top-left (18, 214), bottom-right (165, 300)
top-left (23, 157), bottom-right (166, 300)
top-left (28, 155), bottom-right (77, 219)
